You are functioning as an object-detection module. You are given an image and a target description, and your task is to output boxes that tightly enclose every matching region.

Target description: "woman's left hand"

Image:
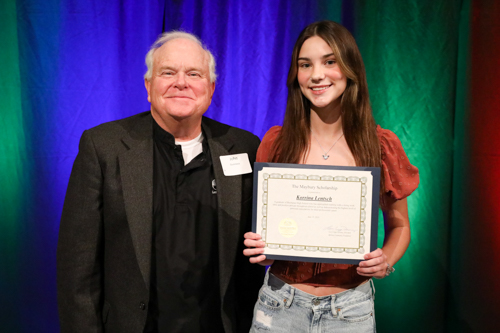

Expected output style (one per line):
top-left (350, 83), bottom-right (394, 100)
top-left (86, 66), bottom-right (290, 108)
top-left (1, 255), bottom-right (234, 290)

top-left (357, 248), bottom-right (389, 279)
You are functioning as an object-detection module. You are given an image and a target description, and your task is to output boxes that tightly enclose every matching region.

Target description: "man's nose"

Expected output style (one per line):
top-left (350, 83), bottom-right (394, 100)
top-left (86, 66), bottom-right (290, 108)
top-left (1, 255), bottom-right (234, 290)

top-left (174, 72), bottom-right (187, 89)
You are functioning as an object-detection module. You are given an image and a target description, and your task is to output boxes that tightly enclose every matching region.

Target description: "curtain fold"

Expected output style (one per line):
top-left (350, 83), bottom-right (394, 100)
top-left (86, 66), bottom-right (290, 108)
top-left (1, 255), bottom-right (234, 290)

top-left (355, 1), bottom-right (464, 331)
top-left (449, 0), bottom-right (500, 332)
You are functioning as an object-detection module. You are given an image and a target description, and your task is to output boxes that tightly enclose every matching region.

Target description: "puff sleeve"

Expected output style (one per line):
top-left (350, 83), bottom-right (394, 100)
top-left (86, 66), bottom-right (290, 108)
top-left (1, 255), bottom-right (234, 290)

top-left (256, 126), bottom-right (281, 163)
top-left (377, 125), bottom-right (419, 200)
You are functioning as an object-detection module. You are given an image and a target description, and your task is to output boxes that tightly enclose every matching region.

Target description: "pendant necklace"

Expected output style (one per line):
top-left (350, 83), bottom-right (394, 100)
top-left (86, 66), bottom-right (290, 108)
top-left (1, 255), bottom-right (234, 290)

top-left (311, 130), bottom-right (344, 160)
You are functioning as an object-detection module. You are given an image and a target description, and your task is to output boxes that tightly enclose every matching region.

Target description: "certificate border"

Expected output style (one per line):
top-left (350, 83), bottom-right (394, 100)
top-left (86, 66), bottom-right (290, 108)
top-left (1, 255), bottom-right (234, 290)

top-left (252, 162), bottom-right (381, 265)
top-left (264, 177), bottom-right (365, 252)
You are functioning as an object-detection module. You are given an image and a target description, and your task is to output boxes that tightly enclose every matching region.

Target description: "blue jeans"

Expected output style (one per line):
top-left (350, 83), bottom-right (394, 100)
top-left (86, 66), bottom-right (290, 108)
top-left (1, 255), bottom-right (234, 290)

top-left (250, 272), bottom-right (376, 333)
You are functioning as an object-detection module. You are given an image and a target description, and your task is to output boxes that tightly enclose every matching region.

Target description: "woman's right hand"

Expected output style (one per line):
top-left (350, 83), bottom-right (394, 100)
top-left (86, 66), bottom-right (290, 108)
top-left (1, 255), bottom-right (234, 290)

top-left (243, 232), bottom-right (274, 266)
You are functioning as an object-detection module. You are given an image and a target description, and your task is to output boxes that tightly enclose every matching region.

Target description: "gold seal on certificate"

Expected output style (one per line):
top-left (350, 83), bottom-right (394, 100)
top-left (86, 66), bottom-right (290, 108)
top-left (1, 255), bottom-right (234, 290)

top-left (252, 162), bottom-right (381, 264)
top-left (279, 218), bottom-right (298, 238)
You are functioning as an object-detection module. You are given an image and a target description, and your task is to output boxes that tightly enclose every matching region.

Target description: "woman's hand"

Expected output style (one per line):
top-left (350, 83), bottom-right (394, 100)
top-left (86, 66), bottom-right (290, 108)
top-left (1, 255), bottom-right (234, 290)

top-left (357, 248), bottom-right (389, 279)
top-left (356, 196), bottom-right (410, 279)
top-left (243, 232), bottom-right (274, 266)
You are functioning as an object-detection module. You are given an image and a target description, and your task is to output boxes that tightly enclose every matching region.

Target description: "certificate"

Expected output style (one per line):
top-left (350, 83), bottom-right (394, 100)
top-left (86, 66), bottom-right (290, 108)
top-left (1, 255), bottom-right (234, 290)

top-left (252, 162), bottom-right (381, 265)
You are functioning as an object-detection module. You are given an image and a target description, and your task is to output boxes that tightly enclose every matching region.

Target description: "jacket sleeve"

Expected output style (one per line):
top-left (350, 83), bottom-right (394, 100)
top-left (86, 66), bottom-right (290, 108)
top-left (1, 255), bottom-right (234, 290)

top-left (57, 130), bottom-right (104, 333)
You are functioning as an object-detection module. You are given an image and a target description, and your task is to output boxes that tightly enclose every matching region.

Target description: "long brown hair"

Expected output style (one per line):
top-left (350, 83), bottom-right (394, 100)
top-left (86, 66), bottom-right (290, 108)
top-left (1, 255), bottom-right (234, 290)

top-left (270, 21), bottom-right (384, 192)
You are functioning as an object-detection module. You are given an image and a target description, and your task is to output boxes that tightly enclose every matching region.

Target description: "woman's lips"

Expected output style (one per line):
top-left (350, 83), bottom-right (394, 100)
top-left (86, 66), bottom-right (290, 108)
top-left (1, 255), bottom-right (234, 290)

top-left (310, 85), bottom-right (331, 94)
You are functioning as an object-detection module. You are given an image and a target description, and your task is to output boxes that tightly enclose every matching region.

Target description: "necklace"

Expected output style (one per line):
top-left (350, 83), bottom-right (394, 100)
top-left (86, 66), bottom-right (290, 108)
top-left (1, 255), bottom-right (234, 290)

top-left (311, 130), bottom-right (344, 160)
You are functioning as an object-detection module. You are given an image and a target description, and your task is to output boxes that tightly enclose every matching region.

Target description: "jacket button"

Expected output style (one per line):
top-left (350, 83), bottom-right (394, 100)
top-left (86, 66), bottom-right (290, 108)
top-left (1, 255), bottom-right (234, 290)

top-left (139, 302), bottom-right (146, 310)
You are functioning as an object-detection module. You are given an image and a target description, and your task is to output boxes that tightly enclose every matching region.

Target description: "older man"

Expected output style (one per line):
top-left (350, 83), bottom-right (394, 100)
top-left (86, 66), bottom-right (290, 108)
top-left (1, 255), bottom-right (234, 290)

top-left (57, 31), bottom-right (264, 333)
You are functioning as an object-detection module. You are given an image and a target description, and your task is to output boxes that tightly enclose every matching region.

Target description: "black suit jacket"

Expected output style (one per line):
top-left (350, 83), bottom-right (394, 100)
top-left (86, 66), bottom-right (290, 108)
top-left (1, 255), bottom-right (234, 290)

top-left (57, 112), bottom-right (265, 333)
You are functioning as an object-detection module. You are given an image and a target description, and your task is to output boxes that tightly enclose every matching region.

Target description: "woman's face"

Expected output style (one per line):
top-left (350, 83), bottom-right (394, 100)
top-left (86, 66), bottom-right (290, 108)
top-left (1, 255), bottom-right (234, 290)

top-left (297, 36), bottom-right (347, 111)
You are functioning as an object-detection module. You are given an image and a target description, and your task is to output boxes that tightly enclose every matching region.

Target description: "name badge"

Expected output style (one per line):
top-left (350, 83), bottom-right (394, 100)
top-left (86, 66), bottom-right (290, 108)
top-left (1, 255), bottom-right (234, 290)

top-left (219, 153), bottom-right (252, 176)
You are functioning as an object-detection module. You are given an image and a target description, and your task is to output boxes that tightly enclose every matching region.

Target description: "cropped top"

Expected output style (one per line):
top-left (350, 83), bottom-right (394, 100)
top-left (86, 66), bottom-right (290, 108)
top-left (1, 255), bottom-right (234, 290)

top-left (257, 125), bottom-right (419, 287)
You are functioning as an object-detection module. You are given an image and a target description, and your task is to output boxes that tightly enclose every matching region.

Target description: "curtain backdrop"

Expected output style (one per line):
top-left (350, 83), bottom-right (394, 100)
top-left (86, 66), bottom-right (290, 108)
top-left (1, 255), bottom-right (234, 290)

top-left (1, 0), bottom-right (498, 332)
top-left (356, 2), bottom-right (462, 331)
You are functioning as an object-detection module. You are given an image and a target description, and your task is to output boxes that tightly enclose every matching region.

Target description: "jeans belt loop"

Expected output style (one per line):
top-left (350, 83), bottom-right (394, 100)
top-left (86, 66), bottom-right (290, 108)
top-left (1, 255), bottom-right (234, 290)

top-left (284, 287), bottom-right (295, 308)
top-left (369, 278), bottom-right (376, 301)
top-left (330, 295), bottom-right (337, 317)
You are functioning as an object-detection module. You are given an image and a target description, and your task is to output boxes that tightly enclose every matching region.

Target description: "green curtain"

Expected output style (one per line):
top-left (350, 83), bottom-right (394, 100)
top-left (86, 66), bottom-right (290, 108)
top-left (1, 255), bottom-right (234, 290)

top-left (0, 0), bottom-right (25, 329)
top-left (355, 1), bottom-right (469, 331)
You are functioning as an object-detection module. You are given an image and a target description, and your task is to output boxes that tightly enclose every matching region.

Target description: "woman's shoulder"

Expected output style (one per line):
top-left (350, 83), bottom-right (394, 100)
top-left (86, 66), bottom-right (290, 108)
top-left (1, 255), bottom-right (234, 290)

top-left (376, 125), bottom-right (405, 143)
top-left (376, 125), bottom-right (409, 158)
top-left (262, 126), bottom-right (282, 143)
top-left (376, 125), bottom-right (420, 200)
top-left (257, 126), bottom-right (282, 163)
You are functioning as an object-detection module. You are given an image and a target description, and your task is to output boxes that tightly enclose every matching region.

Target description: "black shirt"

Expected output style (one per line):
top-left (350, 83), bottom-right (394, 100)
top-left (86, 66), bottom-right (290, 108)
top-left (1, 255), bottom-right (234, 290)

top-left (149, 120), bottom-right (223, 332)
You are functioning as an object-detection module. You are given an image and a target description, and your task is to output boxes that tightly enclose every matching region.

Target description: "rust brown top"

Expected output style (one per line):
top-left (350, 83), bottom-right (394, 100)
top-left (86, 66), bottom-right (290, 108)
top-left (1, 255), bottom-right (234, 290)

top-left (257, 125), bottom-right (419, 287)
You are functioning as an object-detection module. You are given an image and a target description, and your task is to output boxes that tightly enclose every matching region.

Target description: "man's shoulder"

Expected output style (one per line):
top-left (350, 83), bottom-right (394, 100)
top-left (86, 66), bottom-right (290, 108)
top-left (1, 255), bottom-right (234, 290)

top-left (202, 116), bottom-right (260, 148)
top-left (85, 111), bottom-right (151, 139)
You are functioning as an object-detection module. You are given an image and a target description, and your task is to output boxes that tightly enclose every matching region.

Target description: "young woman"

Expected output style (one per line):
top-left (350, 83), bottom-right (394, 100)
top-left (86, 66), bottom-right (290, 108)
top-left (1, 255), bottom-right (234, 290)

top-left (244, 21), bottom-right (419, 332)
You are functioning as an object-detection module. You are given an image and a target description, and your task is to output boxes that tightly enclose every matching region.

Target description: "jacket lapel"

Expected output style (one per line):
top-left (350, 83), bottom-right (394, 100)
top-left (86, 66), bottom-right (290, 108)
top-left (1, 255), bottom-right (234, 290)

top-left (203, 119), bottom-right (241, 300)
top-left (119, 114), bottom-right (153, 288)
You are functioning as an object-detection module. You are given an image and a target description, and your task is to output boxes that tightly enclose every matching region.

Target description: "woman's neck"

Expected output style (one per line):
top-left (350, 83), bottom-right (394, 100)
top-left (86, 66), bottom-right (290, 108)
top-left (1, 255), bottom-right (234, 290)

top-left (310, 106), bottom-right (343, 138)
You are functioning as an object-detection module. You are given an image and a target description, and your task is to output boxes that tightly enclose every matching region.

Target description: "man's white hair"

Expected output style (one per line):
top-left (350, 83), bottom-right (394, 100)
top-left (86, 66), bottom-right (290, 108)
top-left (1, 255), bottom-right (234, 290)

top-left (144, 31), bottom-right (217, 83)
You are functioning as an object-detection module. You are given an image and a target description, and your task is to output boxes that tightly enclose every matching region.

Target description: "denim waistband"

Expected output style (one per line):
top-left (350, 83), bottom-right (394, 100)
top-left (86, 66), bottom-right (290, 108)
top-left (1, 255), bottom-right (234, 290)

top-left (264, 271), bottom-right (374, 317)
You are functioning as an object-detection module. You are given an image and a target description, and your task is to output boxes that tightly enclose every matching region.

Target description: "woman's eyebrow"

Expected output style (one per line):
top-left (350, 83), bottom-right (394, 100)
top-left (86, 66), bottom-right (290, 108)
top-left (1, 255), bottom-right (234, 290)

top-left (298, 53), bottom-right (336, 62)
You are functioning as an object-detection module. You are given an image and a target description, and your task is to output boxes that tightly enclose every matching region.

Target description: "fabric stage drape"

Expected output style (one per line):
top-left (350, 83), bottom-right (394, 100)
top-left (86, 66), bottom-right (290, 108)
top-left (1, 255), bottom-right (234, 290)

top-left (1, 0), bottom-right (499, 332)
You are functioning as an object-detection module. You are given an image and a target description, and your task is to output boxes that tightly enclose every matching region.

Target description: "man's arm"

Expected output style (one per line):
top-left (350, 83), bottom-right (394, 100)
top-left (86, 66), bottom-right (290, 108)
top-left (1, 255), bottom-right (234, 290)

top-left (57, 130), bottom-right (104, 333)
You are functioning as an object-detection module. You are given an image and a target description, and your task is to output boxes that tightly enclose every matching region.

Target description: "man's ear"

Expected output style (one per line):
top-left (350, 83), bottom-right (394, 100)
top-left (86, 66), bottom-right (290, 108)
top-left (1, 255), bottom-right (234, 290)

top-left (145, 79), bottom-right (151, 102)
top-left (210, 81), bottom-right (215, 97)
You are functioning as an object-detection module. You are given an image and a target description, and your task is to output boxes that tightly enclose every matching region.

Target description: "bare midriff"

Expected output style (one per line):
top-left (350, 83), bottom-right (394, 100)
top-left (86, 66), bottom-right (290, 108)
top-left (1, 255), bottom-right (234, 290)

top-left (277, 275), bottom-right (369, 296)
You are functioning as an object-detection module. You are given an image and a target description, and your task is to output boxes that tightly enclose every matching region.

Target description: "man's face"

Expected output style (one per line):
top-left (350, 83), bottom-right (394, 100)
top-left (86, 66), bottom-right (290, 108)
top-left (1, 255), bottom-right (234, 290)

top-left (145, 38), bottom-right (215, 123)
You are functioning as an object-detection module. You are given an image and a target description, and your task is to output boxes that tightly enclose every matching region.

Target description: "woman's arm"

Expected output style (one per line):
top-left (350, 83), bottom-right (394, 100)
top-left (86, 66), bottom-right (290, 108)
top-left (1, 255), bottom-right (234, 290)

top-left (357, 196), bottom-right (410, 279)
